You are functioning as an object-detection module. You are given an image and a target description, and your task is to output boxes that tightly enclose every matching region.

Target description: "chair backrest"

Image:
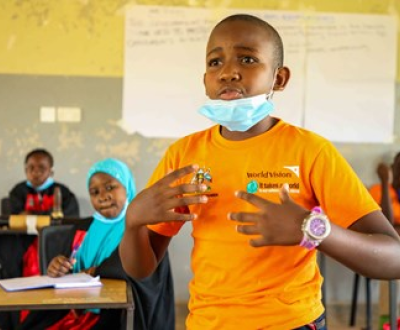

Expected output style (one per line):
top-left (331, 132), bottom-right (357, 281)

top-left (1, 197), bottom-right (11, 216)
top-left (38, 225), bottom-right (76, 275)
top-left (38, 217), bottom-right (94, 275)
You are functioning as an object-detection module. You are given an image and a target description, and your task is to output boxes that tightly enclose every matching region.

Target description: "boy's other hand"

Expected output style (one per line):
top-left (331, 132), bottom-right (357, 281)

top-left (47, 255), bottom-right (73, 277)
top-left (229, 184), bottom-right (309, 247)
top-left (125, 164), bottom-right (209, 228)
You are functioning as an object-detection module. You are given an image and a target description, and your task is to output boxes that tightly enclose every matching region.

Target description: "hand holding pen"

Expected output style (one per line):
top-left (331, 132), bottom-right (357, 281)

top-left (47, 244), bottom-right (79, 278)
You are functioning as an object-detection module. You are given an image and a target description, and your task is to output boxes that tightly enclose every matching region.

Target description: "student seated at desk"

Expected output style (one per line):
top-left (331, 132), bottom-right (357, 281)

top-left (18, 158), bottom-right (175, 330)
top-left (2, 148), bottom-right (80, 276)
top-left (9, 148), bottom-right (79, 217)
top-left (0, 148), bottom-right (80, 330)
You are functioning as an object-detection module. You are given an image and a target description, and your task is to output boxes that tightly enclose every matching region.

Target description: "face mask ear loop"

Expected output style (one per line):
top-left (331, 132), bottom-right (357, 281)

top-left (267, 68), bottom-right (279, 101)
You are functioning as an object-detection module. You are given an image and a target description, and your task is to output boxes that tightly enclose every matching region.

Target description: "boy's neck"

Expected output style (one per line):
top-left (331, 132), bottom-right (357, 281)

top-left (220, 117), bottom-right (278, 141)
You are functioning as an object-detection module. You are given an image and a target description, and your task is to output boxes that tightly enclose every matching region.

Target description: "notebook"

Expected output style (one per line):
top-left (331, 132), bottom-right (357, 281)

top-left (0, 273), bottom-right (102, 292)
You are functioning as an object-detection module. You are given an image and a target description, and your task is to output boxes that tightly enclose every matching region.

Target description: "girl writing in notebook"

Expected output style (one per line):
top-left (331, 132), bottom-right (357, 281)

top-left (18, 158), bottom-right (175, 330)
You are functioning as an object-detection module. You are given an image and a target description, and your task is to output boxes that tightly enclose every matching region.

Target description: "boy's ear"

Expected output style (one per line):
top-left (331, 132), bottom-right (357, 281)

top-left (273, 66), bottom-right (290, 91)
top-left (203, 73), bottom-right (208, 96)
top-left (50, 168), bottom-right (54, 177)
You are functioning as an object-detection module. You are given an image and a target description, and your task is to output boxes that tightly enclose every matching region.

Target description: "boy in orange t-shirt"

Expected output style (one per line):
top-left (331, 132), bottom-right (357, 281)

top-left (120, 14), bottom-right (400, 330)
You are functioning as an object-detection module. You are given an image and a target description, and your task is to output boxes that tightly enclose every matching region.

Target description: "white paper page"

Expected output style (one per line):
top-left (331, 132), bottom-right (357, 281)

top-left (0, 273), bottom-right (101, 292)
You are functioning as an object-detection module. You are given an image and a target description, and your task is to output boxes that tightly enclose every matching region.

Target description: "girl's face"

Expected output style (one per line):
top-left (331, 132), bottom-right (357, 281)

top-left (88, 172), bottom-right (127, 218)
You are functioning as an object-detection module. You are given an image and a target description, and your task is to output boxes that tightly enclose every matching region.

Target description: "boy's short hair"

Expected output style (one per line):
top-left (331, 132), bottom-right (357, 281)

top-left (25, 148), bottom-right (54, 167)
top-left (215, 14), bottom-right (284, 68)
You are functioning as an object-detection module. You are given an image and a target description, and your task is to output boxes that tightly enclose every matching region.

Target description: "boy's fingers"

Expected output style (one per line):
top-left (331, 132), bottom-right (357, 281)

top-left (164, 211), bottom-right (197, 222)
top-left (236, 224), bottom-right (260, 235)
top-left (249, 237), bottom-right (269, 248)
top-left (170, 183), bottom-right (209, 196)
top-left (234, 191), bottom-right (275, 209)
top-left (160, 164), bottom-right (199, 186)
top-left (162, 194), bottom-right (208, 212)
top-left (228, 212), bottom-right (262, 223)
top-left (279, 183), bottom-right (291, 204)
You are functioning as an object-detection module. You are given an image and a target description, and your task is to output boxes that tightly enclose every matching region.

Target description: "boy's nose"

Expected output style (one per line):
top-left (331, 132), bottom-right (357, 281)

top-left (219, 70), bottom-right (240, 82)
top-left (219, 63), bottom-right (240, 82)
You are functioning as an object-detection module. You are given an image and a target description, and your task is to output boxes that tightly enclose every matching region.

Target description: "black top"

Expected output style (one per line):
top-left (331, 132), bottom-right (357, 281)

top-left (9, 181), bottom-right (80, 216)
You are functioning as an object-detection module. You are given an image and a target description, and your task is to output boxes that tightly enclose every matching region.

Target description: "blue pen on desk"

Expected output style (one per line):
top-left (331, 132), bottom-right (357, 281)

top-left (69, 244), bottom-right (79, 270)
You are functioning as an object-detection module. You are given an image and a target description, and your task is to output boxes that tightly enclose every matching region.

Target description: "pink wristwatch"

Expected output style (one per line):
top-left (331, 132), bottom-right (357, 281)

top-left (300, 206), bottom-right (331, 250)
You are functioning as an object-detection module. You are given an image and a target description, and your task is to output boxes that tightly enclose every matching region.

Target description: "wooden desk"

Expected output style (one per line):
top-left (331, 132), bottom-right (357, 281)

top-left (0, 278), bottom-right (134, 330)
top-left (0, 227), bottom-right (32, 235)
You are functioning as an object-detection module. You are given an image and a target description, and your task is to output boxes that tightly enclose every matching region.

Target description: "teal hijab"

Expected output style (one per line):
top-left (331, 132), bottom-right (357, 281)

top-left (73, 158), bottom-right (136, 273)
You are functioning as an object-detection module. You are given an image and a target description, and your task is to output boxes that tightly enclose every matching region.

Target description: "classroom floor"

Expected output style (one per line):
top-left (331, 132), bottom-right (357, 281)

top-left (175, 303), bottom-right (383, 330)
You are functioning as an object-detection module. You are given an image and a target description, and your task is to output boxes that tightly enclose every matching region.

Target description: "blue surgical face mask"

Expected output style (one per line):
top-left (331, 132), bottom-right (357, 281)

top-left (26, 176), bottom-right (54, 191)
top-left (198, 92), bottom-right (274, 132)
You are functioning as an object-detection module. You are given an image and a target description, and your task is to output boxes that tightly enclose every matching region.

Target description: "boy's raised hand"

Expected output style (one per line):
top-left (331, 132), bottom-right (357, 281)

top-left (126, 164), bottom-right (208, 228)
top-left (376, 162), bottom-right (392, 185)
top-left (229, 184), bottom-right (310, 247)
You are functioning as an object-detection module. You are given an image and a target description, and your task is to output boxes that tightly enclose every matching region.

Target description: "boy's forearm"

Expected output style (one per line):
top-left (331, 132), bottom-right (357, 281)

top-left (119, 225), bottom-right (158, 279)
top-left (320, 214), bottom-right (400, 279)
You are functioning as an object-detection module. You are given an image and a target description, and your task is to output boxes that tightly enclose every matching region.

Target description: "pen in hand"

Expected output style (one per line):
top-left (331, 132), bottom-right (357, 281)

top-left (69, 244), bottom-right (79, 271)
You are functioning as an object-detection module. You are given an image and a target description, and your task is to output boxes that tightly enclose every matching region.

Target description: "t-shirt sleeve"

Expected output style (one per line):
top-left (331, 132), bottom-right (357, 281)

top-left (309, 141), bottom-right (380, 228)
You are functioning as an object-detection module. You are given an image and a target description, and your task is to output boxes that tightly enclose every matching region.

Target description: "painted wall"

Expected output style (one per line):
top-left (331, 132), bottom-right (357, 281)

top-left (0, 0), bottom-right (399, 304)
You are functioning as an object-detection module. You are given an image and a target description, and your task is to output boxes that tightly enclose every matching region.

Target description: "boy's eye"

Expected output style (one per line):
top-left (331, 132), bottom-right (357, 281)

top-left (208, 58), bottom-right (221, 67)
top-left (241, 56), bottom-right (256, 64)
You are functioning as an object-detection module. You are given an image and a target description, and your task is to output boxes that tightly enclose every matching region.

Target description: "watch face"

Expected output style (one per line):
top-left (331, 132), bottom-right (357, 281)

top-left (309, 217), bottom-right (327, 238)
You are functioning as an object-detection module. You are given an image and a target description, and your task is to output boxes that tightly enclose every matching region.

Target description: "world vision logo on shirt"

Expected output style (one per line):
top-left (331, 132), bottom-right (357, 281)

top-left (246, 166), bottom-right (300, 194)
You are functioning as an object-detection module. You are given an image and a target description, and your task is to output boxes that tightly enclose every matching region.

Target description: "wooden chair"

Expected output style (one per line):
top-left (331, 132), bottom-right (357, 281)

top-left (0, 197), bottom-right (11, 216)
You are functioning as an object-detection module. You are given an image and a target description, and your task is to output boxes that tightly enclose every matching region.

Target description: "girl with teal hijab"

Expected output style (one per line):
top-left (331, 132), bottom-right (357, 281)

top-left (19, 158), bottom-right (175, 330)
top-left (73, 157), bottom-right (136, 273)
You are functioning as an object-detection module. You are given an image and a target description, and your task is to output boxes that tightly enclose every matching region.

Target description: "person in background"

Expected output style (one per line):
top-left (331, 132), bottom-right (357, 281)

top-left (8, 148), bottom-right (80, 278)
top-left (18, 158), bottom-right (175, 330)
top-left (9, 148), bottom-right (79, 216)
top-left (0, 148), bottom-right (80, 329)
top-left (369, 152), bottom-right (400, 227)
top-left (368, 152), bottom-right (400, 327)
top-left (119, 14), bottom-right (400, 330)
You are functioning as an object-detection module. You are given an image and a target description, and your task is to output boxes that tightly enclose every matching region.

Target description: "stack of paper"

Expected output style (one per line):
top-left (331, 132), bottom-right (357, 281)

top-left (0, 273), bottom-right (102, 292)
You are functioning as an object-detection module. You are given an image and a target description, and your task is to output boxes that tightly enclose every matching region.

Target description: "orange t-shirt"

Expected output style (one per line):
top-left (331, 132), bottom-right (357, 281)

top-left (148, 119), bottom-right (379, 330)
top-left (369, 184), bottom-right (400, 224)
